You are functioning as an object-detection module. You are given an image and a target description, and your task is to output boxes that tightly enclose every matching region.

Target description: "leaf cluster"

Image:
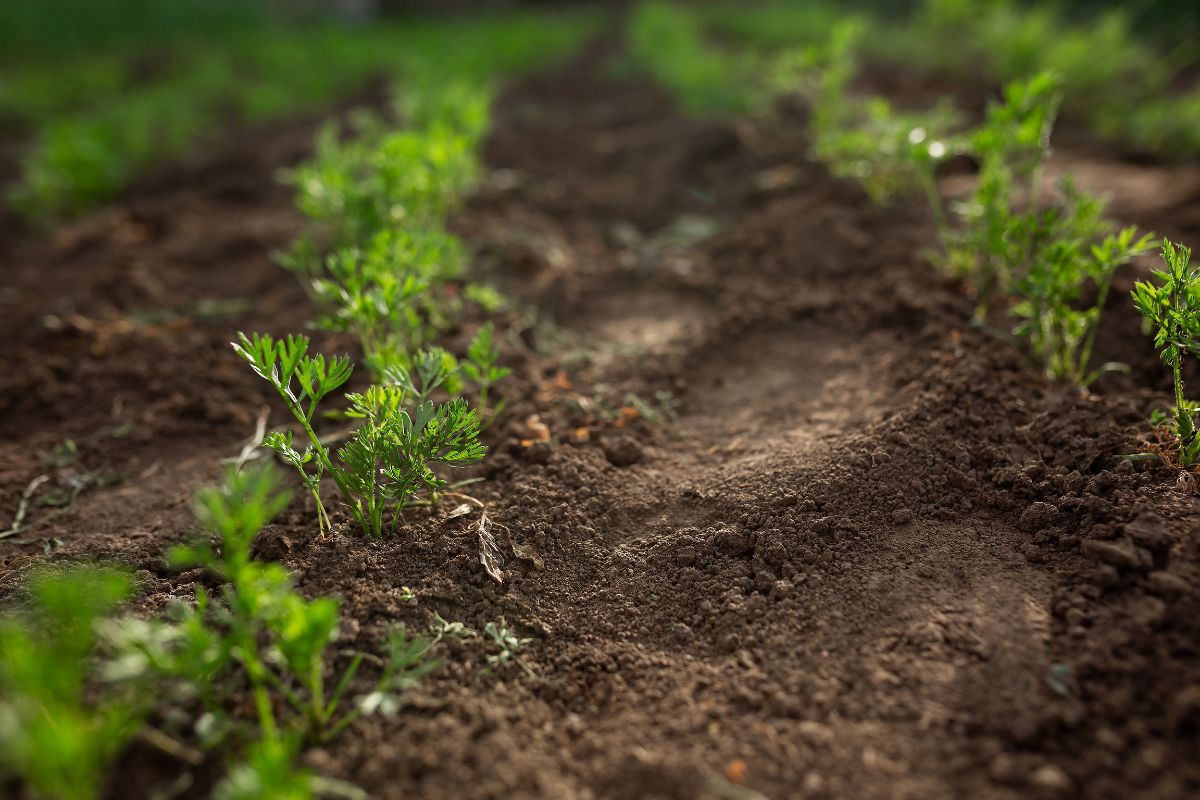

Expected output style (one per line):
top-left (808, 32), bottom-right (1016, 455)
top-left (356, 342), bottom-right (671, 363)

top-left (628, 1), bottom-right (765, 117)
top-left (278, 79), bottom-right (507, 384)
top-left (234, 332), bottom-right (490, 538)
top-left (0, 566), bottom-right (142, 800)
top-left (108, 465), bottom-right (451, 797)
top-left (1133, 241), bottom-right (1200, 465)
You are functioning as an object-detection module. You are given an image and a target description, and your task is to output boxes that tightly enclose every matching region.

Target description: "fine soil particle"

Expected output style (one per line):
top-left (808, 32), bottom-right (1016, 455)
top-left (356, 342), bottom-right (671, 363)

top-left (2, 49), bottom-right (1200, 800)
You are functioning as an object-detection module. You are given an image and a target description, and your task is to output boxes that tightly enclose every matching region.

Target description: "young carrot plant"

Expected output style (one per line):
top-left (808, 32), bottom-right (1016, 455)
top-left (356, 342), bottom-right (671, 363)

top-left (277, 76), bottom-right (511, 391)
top-left (1132, 240), bottom-right (1200, 466)
top-left (0, 565), bottom-right (144, 800)
top-left (233, 332), bottom-right (485, 538)
top-left (789, 57), bottom-right (1152, 386)
top-left (787, 22), bottom-right (963, 210)
top-left (943, 71), bottom-right (1063, 302)
top-left (461, 323), bottom-right (512, 421)
top-left (483, 619), bottom-right (537, 680)
top-left (307, 227), bottom-right (468, 377)
top-left (98, 466), bottom-right (458, 796)
top-left (282, 79), bottom-right (489, 258)
top-left (1012, 210), bottom-right (1153, 384)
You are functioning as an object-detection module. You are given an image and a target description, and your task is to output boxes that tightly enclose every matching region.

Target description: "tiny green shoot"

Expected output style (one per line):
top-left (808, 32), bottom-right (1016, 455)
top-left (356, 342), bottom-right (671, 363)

top-left (483, 619), bottom-right (537, 679)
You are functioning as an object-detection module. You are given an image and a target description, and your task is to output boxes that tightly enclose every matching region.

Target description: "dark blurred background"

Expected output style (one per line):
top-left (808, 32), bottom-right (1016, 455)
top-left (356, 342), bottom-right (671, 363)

top-left (3, 0), bottom-right (1196, 56)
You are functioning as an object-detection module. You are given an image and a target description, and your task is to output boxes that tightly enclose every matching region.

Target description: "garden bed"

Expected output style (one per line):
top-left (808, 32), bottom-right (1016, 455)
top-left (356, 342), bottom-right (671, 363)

top-left (2, 38), bottom-right (1199, 800)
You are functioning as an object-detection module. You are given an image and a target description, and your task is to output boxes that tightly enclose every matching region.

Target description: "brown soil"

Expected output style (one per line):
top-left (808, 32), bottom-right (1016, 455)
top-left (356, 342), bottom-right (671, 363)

top-left (2, 48), bottom-right (1200, 800)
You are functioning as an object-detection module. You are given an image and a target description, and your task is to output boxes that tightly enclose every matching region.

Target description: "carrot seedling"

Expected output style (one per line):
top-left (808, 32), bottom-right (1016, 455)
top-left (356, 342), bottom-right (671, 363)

top-left (1010, 190), bottom-right (1154, 385)
top-left (462, 323), bottom-right (512, 421)
top-left (943, 71), bottom-right (1063, 303)
top-left (0, 565), bottom-right (144, 800)
top-left (1132, 240), bottom-right (1200, 466)
top-left (233, 332), bottom-right (485, 538)
top-left (789, 21), bottom-right (963, 211)
top-left (102, 466), bottom-right (453, 796)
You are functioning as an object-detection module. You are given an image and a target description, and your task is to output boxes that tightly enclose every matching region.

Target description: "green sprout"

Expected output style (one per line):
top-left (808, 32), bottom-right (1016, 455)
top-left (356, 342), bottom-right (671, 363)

top-left (461, 323), bottom-right (513, 421)
top-left (1012, 212), bottom-right (1152, 383)
top-left (0, 565), bottom-right (144, 800)
top-left (1133, 240), bottom-right (1200, 466)
top-left (943, 71), bottom-right (1063, 303)
top-left (233, 332), bottom-right (486, 538)
top-left (483, 619), bottom-right (537, 679)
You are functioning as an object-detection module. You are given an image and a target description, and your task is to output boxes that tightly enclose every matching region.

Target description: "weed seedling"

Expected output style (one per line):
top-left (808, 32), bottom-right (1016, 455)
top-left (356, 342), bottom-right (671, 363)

top-left (484, 619), bottom-right (537, 679)
top-left (1132, 240), bottom-right (1200, 466)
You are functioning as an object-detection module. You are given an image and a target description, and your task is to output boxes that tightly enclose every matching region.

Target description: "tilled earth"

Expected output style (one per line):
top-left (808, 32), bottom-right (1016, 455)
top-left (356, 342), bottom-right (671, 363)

top-left (2, 48), bottom-right (1200, 800)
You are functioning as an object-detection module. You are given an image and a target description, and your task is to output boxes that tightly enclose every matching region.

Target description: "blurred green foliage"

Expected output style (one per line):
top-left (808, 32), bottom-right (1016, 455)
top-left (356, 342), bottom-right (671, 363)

top-left (1, 10), bottom-right (601, 225)
top-left (628, 2), bottom-right (763, 117)
top-left (696, 0), bottom-right (1200, 157)
top-left (0, 565), bottom-right (145, 800)
top-left (0, 0), bottom-right (269, 57)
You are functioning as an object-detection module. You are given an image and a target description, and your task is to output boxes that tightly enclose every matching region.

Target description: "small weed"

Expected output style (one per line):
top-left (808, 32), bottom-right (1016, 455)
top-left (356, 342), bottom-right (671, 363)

top-left (484, 619), bottom-right (537, 679)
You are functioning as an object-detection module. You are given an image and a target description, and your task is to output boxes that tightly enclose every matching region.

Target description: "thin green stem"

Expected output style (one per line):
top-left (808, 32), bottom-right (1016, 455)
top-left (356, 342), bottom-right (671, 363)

top-left (310, 661), bottom-right (327, 737)
top-left (327, 707), bottom-right (362, 740)
top-left (1077, 275), bottom-right (1113, 385)
top-left (324, 657), bottom-right (362, 722)
top-left (1174, 361), bottom-right (1187, 412)
top-left (919, 167), bottom-right (951, 251)
top-left (239, 637), bottom-right (278, 739)
top-left (272, 380), bottom-right (369, 536)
